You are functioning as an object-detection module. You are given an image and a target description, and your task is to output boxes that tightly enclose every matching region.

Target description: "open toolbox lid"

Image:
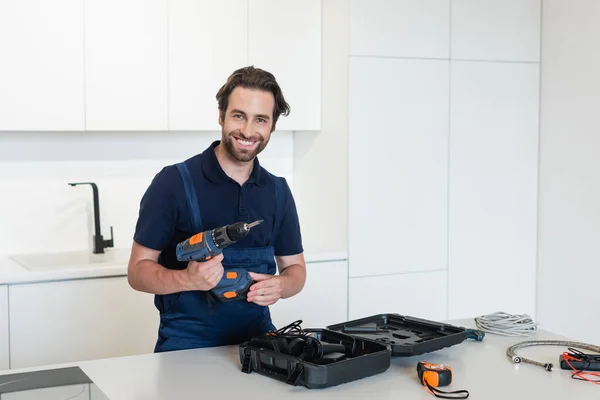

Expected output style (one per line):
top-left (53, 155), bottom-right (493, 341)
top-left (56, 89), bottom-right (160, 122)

top-left (325, 313), bottom-right (468, 357)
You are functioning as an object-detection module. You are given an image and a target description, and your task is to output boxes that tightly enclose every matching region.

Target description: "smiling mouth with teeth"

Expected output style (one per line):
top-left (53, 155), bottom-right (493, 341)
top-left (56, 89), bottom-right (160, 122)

top-left (234, 136), bottom-right (261, 147)
top-left (236, 138), bottom-right (255, 146)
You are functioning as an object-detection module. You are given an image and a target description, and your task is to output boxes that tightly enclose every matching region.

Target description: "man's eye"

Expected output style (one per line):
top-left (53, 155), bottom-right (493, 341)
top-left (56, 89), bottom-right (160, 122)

top-left (257, 118), bottom-right (266, 123)
top-left (233, 114), bottom-right (243, 119)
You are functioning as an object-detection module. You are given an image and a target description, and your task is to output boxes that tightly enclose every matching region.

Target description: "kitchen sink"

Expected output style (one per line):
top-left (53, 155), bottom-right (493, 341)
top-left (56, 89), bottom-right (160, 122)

top-left (10, 248), bottom-right (131, 271)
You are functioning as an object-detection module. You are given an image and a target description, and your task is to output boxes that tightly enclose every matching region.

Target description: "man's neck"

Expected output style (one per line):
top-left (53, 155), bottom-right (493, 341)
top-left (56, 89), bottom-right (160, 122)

top-left (214, 143), bottom-right (253, 186)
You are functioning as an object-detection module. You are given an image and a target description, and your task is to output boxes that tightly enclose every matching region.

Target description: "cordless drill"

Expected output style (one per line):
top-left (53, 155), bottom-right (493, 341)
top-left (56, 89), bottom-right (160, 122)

top-left (176, 220), bottom-right (263, 302)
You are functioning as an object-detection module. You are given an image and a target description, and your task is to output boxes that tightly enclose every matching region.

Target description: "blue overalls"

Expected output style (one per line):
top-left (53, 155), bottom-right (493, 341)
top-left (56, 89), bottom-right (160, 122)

top-left (153, 162), bottom-right (284, 352)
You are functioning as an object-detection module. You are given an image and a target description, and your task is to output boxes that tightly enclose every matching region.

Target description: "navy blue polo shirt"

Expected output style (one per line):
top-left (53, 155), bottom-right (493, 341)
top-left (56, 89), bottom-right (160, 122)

top-left (133, 140), bottom-right (303, 270)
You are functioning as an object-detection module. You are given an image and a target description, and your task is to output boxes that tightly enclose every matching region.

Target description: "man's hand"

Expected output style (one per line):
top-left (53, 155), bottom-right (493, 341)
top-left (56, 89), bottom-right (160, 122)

top-left (247, 272), bottom-right (284, 306)
top-left (183, 253), bottom-right (225, 291)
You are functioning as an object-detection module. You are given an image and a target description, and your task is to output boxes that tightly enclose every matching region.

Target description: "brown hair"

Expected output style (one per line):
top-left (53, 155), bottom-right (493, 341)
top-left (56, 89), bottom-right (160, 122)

top-left (216, 66), bottom-right (290, 131)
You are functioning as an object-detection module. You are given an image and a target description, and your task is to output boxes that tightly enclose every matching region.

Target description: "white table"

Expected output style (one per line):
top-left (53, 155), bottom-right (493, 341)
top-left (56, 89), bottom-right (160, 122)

top-left (2, 319), bottom-right (599, 399)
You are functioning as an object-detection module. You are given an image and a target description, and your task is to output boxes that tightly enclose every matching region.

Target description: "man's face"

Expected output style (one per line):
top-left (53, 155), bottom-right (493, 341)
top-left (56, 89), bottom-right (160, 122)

top-left (219, 86), bottom-right (274, 163)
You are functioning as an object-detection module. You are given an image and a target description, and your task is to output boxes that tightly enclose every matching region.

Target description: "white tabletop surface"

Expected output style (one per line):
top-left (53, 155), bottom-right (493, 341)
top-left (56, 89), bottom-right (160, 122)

top-left (2, 318), bottom-right (598, 399)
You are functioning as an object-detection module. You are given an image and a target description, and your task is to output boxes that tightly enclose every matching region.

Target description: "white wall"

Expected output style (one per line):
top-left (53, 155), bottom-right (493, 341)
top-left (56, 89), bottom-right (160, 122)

top-left (537, 0), bottom-right (600, 343)
top-left (348, 0), bottom-right (541, 321)
top-left (0, 131), bottom-right (293, 255)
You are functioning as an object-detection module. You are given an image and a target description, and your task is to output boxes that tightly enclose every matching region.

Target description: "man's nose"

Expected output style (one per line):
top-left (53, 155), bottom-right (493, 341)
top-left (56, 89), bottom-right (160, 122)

top-left (240, 122), bottom-right (250, 137)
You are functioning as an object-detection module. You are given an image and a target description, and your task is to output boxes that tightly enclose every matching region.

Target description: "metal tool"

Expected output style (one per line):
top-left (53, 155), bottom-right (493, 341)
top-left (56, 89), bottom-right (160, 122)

top-left (176, 220), bottom-right (263, 302)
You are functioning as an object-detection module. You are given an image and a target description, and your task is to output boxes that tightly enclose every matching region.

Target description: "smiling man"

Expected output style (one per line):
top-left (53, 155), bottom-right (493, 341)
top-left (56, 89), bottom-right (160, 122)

top-left (127, 66), bottom-right (306, 352)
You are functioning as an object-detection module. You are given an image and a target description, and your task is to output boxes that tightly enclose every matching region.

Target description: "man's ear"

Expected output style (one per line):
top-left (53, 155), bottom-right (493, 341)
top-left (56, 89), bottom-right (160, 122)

top-left (218, 111), bottom-right (224, 127)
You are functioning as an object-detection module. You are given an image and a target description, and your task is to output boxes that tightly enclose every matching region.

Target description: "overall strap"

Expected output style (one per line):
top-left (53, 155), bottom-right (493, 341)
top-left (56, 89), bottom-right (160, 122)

top-left (175, 162), bottom-right (203, 232)
top-left (269, 177), bottom-right (286, 244)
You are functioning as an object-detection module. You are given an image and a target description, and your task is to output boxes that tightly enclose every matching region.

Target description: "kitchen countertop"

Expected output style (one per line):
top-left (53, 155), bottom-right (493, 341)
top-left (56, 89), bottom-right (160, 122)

top-left (0, 318), bottom-right (597, 399)
top-left (0, 249), bottom-right (348, 285)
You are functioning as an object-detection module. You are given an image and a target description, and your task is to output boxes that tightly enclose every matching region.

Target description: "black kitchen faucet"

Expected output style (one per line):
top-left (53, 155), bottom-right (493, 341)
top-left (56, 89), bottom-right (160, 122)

top-left (68, 182), bottom-right (114, 254)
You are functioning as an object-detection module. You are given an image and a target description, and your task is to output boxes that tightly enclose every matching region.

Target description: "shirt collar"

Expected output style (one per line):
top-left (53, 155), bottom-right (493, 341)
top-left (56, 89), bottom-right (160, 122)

top-left (201, 140), bottom-right (268, 187)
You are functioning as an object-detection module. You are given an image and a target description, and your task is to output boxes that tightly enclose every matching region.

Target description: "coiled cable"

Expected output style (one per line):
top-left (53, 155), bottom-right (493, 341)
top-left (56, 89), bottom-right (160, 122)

top-left (506, 340), bottom-right (600, 371)
top-left (474, 312), bottom-right (538, 337)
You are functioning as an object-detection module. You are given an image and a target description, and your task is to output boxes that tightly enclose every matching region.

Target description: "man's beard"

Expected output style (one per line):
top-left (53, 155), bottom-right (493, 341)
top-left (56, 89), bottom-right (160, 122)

top-left (222, 130), bottom-right (268, 163)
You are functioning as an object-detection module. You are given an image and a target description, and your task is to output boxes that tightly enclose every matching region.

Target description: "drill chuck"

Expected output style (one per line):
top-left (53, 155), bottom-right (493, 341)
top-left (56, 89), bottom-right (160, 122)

top-left (211, 220), bottom-right (263, 249)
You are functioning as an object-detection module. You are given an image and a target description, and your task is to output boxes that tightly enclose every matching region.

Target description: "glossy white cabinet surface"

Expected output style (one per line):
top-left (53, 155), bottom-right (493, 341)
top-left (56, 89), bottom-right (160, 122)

top-left (269, 260), bottom-right (347, 329)
top-left (84, 0), bottom-right (168, 130)
top-left (248, 0), bottom-right (322, 131)
top-left (8, 277), bottom-right (158, 369)
top-left (451, 0), bottom-right (541, 62)
top-left (350, 0), bottom-right (450, 59)
top-left (349, 270), bottom-right (447, 322)
top-left (0, 285), bottom-right (8, 370)
top-left (0, 0), bottom-right (322, 132)
top-left (349, 57), bottom-right (449, 278)
top-left (448, 61), bottom-right (539, 320)
top-left (168, 0), bottom-right (248, 131)
top-left (0, 0), bottom-right (85, 131)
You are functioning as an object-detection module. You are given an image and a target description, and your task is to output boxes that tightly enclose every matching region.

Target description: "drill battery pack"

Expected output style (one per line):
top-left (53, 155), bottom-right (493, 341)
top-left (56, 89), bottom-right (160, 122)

top-left (211, 268), bottom-right (252, 302)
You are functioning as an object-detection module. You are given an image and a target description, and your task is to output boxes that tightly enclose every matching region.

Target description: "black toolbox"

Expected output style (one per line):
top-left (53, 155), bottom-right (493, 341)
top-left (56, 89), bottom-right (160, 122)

top-left (239, 327), bottom-right (391, 389)
top-left (238, 314), bottom-right (468, 389)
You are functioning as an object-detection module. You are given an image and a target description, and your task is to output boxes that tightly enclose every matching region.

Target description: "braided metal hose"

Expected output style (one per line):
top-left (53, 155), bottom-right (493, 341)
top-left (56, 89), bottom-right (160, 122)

top-left (506, 340), bottom-right (600, 371)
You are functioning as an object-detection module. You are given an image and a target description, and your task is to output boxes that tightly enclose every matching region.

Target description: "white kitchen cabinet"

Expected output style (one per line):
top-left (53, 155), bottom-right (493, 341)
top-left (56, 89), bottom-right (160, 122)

top-left (451, 0), bottom-right (541, 62)
top-left (269, 260), bottom-right (347, 329)
top-left (448, 61), bottom-right (539, 320)
top-left (349, 271), bottom-right (448, 322)
top-left (1, 385), bottom-right (90, 400)
top-left (8, 277), bottom-right (159, 369)
top-left (348, 57), bottom-right (449, 278)
top-left (0, 285), bottom-right (8, 371)
top-left (350, 0), bottom-right (450, 59)
top-left (248, 0), bottom-right (322, 131)
top-left (168, 0), bottom-right (248, 131)
top-left (0, 0), bottom-right (85, 131)
top-left (84, 0), bottom-right (168, 130)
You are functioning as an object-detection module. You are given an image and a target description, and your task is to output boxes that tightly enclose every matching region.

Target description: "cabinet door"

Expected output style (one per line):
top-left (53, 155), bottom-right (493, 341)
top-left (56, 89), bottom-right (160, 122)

top-left (84, 0), bottom-right (168, 130)
top-left (2, 385), bottom-right (90, 400)
top-left (348, 57), bottom-right (449, 278)
top-left (168, 0), bottom-right (247, 131)
top-left (269, 260), bottom-right (347, 329)
top-left (448, 61), bottom-right (539, 320)
top-left (349, 270), bottom-right (448, 322)
top-left (9, 277), bottom-right (159, 369)
top-left (0, 285), bottom-right (8, 370)
top-left (248, 0), bottom-right (321, 131)
top-left (0, 0), bottom-right (84, 131)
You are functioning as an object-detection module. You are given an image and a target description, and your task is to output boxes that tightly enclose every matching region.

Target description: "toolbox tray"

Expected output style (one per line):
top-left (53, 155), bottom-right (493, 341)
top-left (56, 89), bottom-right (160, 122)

top-left (239, 328), bottom-right (391, 389)
top-left (326, 313), bottom-right (467, 357)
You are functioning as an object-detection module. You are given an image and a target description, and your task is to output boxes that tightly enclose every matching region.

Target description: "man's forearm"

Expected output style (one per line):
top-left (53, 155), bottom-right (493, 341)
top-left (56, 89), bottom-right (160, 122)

top-left (279, 264), bottom-right (306, 299)
top-left (128, 259), bottom-right (191, 295)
